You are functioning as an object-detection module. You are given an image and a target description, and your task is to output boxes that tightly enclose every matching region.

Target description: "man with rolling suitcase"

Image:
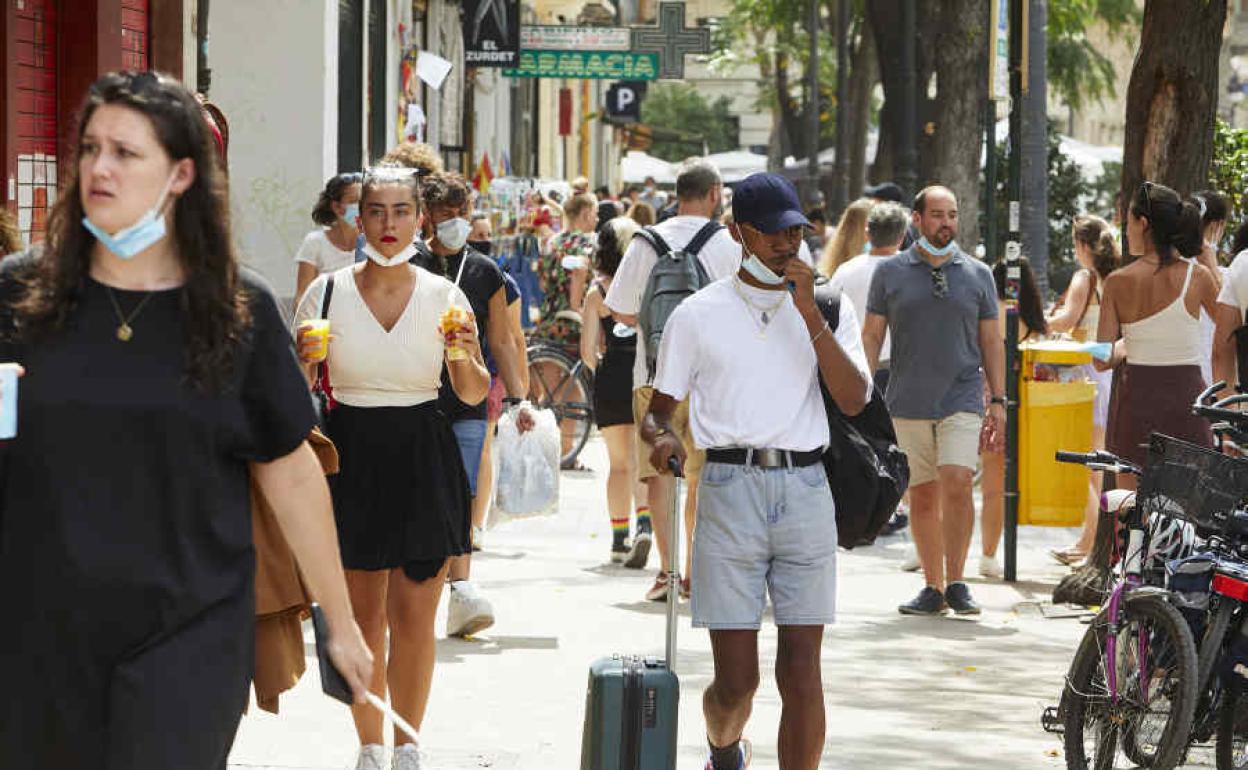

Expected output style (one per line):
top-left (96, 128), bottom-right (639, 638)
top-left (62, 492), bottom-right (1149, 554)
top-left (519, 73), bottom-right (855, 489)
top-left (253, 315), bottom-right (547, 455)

top-left (643, 173), bottom-right (872, 769)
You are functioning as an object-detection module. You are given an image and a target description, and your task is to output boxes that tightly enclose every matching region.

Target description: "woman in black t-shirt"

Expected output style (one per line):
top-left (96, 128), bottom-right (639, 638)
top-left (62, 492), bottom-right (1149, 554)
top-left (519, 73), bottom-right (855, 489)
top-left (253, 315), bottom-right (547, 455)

top-left (0, 71), bottom-right (372, 770)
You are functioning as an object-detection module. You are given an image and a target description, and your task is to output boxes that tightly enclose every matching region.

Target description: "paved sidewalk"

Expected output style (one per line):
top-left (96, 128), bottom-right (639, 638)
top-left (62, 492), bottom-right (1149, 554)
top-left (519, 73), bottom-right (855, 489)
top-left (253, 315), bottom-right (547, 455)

top-left (230, 436), bottom-right (1100, 769)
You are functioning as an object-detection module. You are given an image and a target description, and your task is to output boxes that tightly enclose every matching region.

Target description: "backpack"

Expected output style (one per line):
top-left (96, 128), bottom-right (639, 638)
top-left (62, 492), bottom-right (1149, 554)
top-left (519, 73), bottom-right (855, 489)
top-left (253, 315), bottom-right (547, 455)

top-left (636, 222), bottom-right (722, 381)
top-left (814, 280), bottom-right (911, 549)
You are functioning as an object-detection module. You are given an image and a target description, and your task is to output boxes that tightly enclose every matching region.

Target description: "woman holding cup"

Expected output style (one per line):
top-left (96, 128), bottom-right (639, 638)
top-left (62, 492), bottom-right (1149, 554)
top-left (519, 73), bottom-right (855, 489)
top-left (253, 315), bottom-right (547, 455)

top-left (293, 164), bottom-right (489, 770)
top-left (0, 71), bottom-right (372, 769)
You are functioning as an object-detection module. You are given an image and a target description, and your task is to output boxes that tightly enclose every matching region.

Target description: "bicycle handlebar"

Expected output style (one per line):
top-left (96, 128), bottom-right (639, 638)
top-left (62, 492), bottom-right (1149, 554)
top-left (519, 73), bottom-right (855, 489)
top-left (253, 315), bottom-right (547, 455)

top-left (1055, 450), bottom-right (1141, 475)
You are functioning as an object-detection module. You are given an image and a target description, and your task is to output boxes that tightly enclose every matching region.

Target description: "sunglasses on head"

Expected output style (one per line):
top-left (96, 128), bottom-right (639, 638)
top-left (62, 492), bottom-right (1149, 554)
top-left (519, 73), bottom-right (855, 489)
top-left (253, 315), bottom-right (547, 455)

top-left (931, 266), bottom-right (949, 299)
top-left (1139, 181), bottom-right (1155, 220)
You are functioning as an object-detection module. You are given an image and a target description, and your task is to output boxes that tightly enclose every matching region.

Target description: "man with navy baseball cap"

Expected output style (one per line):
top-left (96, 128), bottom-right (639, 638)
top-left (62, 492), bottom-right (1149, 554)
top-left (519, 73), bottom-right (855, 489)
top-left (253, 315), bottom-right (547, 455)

top-left (643, 172), bottom-right (873, 769)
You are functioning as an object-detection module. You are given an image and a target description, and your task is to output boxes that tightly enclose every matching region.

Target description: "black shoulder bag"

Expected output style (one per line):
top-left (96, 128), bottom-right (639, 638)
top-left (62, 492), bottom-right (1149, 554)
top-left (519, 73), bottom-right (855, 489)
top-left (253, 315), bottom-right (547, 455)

top-left (815, 281), bottom-right (910, 549)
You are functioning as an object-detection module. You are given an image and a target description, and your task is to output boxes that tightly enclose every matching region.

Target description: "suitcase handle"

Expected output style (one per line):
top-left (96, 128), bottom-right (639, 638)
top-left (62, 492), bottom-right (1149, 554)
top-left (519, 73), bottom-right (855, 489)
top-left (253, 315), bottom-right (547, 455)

top-left (666, 457), bottom-right (681, 670)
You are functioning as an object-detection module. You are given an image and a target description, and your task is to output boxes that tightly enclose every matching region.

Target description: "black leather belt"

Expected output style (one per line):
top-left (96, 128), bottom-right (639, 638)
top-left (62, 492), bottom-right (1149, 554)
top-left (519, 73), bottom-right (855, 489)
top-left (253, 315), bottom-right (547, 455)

top-left (705, 447), bottom-right (824, 469)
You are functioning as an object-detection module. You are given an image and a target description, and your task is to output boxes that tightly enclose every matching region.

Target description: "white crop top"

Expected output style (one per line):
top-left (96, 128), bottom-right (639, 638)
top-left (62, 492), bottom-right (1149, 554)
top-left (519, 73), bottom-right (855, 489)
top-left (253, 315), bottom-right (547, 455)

top-left (1120, 260), bottom-right (1203, 367)
top-left (293, 265), bottom-right (470, 408)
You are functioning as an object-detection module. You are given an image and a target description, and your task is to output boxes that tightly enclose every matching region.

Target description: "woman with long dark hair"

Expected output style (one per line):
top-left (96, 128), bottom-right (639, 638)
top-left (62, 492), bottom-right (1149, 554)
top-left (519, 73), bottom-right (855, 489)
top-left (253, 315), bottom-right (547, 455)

top-left (296, 171), bottom-right (363, 303)
top-left (0, 70), bottom-right (372, 769)
top-left (1047, 214), bottom-right (1121, 564)
top-left (1098, 181), bottom-right (1219, 485)
top-left (978, 257), bottom-right (1047, 578)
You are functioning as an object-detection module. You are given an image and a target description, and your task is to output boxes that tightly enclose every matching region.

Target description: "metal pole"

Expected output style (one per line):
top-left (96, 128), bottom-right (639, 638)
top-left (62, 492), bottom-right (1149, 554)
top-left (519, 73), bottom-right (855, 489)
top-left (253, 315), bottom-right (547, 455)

top-left (806, 0), bottom-right (820, 205)
top-left (1004, 0), bottom-right (1024, 583)
top-left (833, 0), bottom-right (850, 212)
top-left (196, 0), bottom-right (212, 96)
top-left (985, 100), bottom-right (997, 261)
top-left (897, 1), bottom-right (917, 198)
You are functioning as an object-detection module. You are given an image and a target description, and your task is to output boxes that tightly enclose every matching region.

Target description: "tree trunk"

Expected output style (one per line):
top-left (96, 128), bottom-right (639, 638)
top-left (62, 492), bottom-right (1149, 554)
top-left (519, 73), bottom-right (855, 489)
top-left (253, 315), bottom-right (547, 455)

top-left (927, 0), bottom-right (988, 250)
top-left (1120, 0), bottom-right (1227, 206)
top-left (1053, 500), bottom-right (1117, 605)
top-left (867, 0), bottom-right (934, 189)
top-left (775, 50), bottom-right (804, 160)
top-left (847, 19), bottom-right (878, 201)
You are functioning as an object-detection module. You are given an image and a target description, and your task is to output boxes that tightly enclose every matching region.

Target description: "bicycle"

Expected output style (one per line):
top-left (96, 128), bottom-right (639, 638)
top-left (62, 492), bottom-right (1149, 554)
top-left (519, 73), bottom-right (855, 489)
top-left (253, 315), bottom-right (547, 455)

top-left (526, 312), bottom-right (595, 468)
top-left (1050, 446), bottom-right (1200, 770)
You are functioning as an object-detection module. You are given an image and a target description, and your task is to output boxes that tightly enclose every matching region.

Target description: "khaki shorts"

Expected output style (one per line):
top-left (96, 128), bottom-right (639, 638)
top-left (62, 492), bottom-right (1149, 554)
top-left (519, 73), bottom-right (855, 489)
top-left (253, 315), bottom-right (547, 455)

top-left (633, 386), bottom-right (705, 481)
top-left (892, 412), bottom-right (982, 487)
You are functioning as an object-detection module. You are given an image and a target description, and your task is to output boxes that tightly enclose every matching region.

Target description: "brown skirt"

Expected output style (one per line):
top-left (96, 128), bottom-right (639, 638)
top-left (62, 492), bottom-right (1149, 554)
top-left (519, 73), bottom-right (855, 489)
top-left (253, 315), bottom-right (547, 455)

top-left (1106, 363), bottom-right (1213, 468)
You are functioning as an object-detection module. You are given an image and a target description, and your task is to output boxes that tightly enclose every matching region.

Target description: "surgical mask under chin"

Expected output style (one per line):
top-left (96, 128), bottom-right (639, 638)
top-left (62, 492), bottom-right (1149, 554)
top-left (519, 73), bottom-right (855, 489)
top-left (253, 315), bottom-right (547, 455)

top-left (918, 236), bottom-right (958, 258)
top-left (739, 238), bottom-right (786, 286)
top-left (362, 240), bottom-right (417, 268)
top-left (81, 172), bottom-right (177, 260)
top-left (342, 204), bottom-right (360, 225)
top-left (436, 217), bottom-right (472, 253)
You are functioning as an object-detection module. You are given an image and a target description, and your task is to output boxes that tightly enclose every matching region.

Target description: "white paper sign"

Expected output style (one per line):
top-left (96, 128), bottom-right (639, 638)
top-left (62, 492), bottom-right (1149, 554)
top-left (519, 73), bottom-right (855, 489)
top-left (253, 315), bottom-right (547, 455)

top-left (416, 52), bottom-right (453, 90)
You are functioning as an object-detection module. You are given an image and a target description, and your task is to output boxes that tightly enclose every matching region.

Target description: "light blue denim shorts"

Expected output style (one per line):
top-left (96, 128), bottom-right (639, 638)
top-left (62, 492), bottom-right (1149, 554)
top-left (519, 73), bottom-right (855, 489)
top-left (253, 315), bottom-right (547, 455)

top-left (690, 460), bottom-right (838, 630)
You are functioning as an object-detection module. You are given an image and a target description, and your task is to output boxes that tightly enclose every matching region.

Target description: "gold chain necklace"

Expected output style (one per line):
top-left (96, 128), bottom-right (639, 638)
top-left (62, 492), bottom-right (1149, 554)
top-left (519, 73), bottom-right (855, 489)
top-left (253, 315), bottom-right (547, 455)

top-left (106, 287), bottom-right (157, 342)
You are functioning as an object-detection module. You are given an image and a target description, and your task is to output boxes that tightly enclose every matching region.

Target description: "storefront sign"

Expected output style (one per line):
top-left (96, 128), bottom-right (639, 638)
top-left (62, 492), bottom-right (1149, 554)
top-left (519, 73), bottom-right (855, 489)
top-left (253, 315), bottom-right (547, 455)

top-left (463, 0), bottom-right (521, 67)
top-left (519, 25), bottom-right (631, 51)
top-left (503, 50), bottom-right (658, 81)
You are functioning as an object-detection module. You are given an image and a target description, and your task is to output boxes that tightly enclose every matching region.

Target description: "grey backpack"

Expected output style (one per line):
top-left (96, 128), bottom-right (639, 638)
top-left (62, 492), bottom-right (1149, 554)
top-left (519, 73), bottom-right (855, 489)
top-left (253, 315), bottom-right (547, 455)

top-left (637, 222), bottom-right (722, 381)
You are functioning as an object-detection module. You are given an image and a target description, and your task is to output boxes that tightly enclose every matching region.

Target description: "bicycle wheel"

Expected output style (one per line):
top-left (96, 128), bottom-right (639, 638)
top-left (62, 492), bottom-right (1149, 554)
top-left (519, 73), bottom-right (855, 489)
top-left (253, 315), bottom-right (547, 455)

top-left (526, 345), bottom-right (594, 466)
top-left (1063, 592), bottom-right (1198, 770)
top-left (1217, 687), bottom-right (1248, 769)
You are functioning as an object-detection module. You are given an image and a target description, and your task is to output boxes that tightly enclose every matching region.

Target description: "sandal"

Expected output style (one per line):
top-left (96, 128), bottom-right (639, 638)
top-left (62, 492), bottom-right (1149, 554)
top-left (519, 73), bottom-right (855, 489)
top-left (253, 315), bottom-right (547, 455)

top-left (1050, 548), bottom-right (1088, 566)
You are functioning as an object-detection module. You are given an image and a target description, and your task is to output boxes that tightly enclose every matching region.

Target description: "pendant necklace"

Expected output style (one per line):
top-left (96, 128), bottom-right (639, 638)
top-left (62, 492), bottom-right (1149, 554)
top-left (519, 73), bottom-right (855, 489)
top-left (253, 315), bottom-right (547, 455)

top-left (732, 277), bottom-right (786, 338)
top-left (106, 287), bottom-right (157, 342)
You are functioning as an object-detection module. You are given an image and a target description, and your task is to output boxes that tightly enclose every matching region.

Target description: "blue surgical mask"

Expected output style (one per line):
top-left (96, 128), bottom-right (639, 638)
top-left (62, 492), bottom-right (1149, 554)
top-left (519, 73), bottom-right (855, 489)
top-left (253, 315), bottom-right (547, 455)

top-left (918, 236), bottom-right (958, 258)
top-left (436, 217), bottom-right (471, 253)
top-left (736, 227), bottom-right (786, 286)
top-left (81, 172), bottom-right (177, 260)
top-left (342, 203), bottom-right (359, 224)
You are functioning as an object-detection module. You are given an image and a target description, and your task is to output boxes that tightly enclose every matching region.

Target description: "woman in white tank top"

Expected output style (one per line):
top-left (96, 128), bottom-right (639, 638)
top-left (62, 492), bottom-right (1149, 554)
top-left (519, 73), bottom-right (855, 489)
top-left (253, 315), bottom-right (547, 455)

top-left (1046, 214), bottom-right (1120, 563)
top-left (1096, 182), bottom-right (1219, 487)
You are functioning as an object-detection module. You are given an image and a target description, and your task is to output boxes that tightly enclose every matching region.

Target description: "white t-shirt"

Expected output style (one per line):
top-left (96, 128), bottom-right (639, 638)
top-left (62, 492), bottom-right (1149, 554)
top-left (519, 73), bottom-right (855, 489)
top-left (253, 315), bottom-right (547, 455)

top-left (293, 265), bottom-right (470, 408)
top-left (1218, 251), bottom-right (1248, 313)
top-left (604, 216), bottom-right (742, 389)
top-left (652, 277), bottom-right (872, 451)
top-left (294, 229), bottom-right (357, 274)
top-left (827, 252), bottom-right (891, 364)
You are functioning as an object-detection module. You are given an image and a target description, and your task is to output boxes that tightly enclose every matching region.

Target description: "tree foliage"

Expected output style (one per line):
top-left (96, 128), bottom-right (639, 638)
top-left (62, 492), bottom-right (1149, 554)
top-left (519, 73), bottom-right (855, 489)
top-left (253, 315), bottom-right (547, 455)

top-left (1210, 118), bottom-right (1248, 250)
top-left (1048, 0), bottom-right (1139, 111)
top-left (640, 83), bottom-right (740, 162)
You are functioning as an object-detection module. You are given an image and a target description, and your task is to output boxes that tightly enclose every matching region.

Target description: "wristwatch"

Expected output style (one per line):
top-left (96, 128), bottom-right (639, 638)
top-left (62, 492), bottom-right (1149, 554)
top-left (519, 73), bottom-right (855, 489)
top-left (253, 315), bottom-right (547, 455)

top-left (989, 396), bottom-right (1007, 405)
top-left (503, 396), bottom-right (523, 407)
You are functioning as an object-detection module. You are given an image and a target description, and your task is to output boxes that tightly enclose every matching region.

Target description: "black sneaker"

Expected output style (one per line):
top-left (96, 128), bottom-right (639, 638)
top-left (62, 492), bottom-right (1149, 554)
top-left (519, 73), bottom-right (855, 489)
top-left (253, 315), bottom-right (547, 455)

top-left (898, 586), bottom-right (947, 616)
top-left (880, 512), bottom-right (909, 536)
top-left (624, 531), bottom-right (652, 569)
top-left (944, 582), bottom-right (982, 615)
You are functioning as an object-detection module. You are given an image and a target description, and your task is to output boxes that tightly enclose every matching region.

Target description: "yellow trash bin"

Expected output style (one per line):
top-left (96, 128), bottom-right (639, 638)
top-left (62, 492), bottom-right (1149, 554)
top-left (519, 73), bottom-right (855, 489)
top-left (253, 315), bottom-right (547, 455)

top-left (1018, 340), bottom-right (1097, 527)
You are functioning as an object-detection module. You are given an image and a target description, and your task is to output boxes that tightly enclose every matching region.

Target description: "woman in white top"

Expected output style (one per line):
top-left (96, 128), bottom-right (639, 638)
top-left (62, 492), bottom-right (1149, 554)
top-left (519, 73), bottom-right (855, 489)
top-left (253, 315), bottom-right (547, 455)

top-left (1046, 214), bottom-right (1121, 563)
top-left (1097, 181), bottom-right (1218, 489)
top-left (294, 166), bottom-right (489, 770)
top-left (294, 172), bottom-right (362, 303)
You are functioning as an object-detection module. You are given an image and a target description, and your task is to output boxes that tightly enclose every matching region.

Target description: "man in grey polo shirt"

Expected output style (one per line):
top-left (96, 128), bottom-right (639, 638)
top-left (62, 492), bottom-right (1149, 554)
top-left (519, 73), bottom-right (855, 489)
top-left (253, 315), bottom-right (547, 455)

top-left (862, 185), bottom-right (1006, 616)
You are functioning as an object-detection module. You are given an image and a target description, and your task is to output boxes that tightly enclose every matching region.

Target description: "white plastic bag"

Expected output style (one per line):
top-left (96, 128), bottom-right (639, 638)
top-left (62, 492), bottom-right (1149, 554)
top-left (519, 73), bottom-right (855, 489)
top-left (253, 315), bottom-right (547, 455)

top-left (490, 405), bottom-right (561, 522)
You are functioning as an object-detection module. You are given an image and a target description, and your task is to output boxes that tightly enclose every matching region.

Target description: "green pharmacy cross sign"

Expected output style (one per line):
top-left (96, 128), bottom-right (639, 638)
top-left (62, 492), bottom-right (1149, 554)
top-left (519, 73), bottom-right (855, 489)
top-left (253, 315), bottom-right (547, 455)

top-left (505, 50), bottom-right (659, 80)
top-left (504, 1), bottom-right (711, 80)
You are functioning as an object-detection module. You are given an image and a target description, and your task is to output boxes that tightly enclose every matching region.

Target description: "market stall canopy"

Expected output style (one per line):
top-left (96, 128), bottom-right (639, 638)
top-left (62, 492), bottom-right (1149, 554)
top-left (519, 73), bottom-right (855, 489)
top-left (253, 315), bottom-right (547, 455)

top-left (705, 150), bottom-right (768, 182)
top-left (620, 150), bottom-right (676, 184)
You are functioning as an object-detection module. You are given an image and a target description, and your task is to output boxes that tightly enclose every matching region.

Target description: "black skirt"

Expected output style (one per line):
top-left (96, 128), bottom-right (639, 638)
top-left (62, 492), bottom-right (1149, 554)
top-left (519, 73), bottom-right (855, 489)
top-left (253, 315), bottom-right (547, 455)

top-left (325, 402), bottom-right (471, 574)
top-left (594, 348), bottom-right (636, 429)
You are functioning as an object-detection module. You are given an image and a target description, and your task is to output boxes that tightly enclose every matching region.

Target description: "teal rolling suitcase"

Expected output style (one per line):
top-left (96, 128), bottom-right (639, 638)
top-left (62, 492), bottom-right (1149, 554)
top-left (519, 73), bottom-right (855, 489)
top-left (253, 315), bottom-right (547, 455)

top-left (579, 465), bottom-right (683, 770)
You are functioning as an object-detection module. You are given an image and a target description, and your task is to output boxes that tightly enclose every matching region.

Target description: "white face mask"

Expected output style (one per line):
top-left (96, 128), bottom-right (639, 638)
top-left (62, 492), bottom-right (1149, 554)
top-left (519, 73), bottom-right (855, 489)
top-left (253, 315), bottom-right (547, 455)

top-left (436, 217), bottom-right (472, 253)
top-left (735, 225), bottom-right (786, 286)
top-left (362, 240), bottom-right (417, 268)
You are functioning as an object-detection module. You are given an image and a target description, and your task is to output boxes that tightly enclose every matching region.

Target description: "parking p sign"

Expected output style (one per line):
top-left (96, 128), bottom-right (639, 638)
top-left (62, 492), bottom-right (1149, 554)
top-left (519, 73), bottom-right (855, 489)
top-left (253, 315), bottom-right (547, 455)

top-left (606, 81), bottom-right (647, 123)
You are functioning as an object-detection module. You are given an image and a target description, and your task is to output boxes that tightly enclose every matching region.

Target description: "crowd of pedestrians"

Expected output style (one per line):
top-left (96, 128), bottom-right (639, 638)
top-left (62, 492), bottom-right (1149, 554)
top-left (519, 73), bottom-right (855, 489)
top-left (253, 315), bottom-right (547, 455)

top-left (13, 66), bottom-right (1248, 770)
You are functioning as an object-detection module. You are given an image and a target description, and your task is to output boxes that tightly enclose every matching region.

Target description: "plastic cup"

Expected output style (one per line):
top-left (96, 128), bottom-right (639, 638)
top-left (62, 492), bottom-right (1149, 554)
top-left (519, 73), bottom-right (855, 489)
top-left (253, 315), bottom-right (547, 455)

top-left (0, 363), bottom-right (20, 439)
top-left (298, 319), bottom-right (331, 363)
top-left (440, 305), bottom-right (472, 362)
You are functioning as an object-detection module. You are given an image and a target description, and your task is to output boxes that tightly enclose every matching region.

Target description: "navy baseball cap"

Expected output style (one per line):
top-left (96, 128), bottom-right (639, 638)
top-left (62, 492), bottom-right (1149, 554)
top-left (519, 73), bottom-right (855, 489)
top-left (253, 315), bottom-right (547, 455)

top-left (731, 173), bottom-right (811, 234)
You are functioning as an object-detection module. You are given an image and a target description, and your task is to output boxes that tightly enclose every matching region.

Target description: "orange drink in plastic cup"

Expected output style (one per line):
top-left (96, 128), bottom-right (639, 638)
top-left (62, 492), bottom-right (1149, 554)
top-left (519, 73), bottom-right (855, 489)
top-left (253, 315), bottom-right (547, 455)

top-left (440, 305), bottom-right (472, 362)
top-left (298, 319), bottom-right (331, 363)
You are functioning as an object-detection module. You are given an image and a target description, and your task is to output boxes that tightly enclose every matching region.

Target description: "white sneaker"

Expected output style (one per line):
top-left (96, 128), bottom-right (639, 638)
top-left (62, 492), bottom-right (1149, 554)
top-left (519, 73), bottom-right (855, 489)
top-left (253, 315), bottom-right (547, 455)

top-left (900, 546), bottom-right (921, 572)
top-left (979, 554), bottom-right (1004, 579)
top-left (446, 580), bottom-right (495, 637)
top-left (392, 743), bottom-right (423, 770)
top-left (355, 744), bottom-right (386, 770)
